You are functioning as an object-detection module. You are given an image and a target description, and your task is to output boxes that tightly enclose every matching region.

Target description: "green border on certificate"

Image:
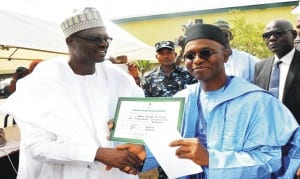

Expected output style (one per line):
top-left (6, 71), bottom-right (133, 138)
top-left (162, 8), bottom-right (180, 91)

top-left (110, 97), bottom-right (185, 144)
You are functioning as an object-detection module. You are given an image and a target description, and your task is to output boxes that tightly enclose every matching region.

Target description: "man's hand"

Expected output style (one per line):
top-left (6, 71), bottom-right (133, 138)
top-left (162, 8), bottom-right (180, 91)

top-left (296, 166), bottom-right (300, 178)
top-left (169, 138), bottom-right (208, 166)
top-left (106, 119), bottom-right (114, 140)
top-left (127, 63), bottom-right (139, 79)
top-left (116, 143), bottom-right (146, 161)
top-left (95, 147), bottom-right (143, 175)
top-left (107, 119), bottom-right (114, 131)
top-left (116, 143), bottom-right (146, 174)
top-left (126, 63), bottom-right (140, 86)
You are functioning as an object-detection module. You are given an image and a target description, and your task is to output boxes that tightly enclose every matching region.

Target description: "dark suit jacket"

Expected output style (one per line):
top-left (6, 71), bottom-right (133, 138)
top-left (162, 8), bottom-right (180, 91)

top-left (254, 50), bottom-right (300, 124)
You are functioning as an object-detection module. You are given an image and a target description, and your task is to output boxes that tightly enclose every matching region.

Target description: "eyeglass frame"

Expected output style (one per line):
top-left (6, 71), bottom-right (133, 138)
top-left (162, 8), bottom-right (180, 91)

top-left (72, 34), bottom-right (113, 45)
top-left (183, 48), bottom-right (224, 61)
top-left (262, 29), bottom-right (293, 40)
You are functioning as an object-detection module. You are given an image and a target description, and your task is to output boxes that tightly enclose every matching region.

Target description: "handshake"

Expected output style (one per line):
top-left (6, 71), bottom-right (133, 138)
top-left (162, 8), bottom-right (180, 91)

top-left (94, 120), bottom-right (146, 175)
top-left (94, 119), bottom-right (208, 176)
top-left (95, 143), bottom-right (146, 175)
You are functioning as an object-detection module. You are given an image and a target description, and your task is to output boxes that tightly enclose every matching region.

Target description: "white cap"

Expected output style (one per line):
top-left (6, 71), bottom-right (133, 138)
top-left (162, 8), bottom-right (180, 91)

top-left (60, 7), bottom-right (105, 38)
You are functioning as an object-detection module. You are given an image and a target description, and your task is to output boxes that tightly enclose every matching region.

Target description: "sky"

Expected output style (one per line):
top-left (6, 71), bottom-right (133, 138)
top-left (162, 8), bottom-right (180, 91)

top-left (1, 0), bottom-right (297, 23)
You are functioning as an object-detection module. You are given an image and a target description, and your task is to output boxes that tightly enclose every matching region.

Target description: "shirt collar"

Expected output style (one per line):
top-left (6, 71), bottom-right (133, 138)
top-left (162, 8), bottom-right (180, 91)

top-left (274, 48), bottom-right (295, 65)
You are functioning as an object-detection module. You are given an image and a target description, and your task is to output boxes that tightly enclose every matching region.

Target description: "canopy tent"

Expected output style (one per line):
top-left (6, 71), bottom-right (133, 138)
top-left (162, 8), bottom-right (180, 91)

top-left (0, 8), bottom-right (155, 74)
top-left (0, 9), bottom-right (68, 74)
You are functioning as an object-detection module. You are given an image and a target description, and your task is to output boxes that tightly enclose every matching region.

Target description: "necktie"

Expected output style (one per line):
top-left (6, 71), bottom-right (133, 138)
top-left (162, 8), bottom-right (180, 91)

top-left (269, 61), bottom-right (282, 98)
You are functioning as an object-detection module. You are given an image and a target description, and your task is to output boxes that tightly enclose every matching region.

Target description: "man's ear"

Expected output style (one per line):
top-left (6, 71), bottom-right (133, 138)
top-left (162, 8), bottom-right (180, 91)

top-left (291, 30), bottom-right (297, 40)
top-left (66, 37), bottom-right (72, 44)
top-left (223, 48), bottom-right (232, 63)
top-left (229, 31), bottom-right (234, 41)
top-left (66, 36), bottom-right (76, 49)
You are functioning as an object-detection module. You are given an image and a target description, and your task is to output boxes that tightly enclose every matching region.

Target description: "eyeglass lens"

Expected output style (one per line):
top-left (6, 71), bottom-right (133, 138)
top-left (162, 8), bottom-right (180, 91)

top-left (184, 49), bottom-right (215, 61)
top-left (74, 35), bottom-right (112, 44)
top-left (262, 30), bottom-right (288, 40)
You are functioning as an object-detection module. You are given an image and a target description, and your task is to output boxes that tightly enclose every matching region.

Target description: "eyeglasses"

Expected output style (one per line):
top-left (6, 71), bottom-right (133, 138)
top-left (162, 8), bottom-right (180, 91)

top-left (183, 48), bottom-right (220, 61)
top-left (73, 35), bottom-right (113, 45)
top-left (262, 30), bottom-right (291, 40)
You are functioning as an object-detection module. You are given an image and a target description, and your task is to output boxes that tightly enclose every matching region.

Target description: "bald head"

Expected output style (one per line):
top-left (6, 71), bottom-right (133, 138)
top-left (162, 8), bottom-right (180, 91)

top-left (263, 19), bottom-right (297, 58)
top-left (266, 19), bottom-right (294, 31)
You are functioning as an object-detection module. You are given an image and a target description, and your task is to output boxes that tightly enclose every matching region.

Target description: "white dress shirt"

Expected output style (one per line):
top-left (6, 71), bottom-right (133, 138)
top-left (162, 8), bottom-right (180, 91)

top-left (273, 48), bottom-right (294, 101)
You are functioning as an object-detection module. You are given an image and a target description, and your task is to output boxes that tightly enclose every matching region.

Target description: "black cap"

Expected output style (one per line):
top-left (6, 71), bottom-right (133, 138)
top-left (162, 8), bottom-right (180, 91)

top-left (184, 24), bottom-right (226, 47)
top-left (154, 41), bottom-right (175, 52)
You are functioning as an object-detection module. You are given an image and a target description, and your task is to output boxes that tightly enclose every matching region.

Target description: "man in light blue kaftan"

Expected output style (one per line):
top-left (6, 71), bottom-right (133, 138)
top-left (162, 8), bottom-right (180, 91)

top-left (141, 23), bottom-right (300, 179)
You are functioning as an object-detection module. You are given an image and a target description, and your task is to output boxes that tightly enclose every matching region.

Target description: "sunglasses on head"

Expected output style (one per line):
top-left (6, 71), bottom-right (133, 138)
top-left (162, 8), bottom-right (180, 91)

top-left (73, 35), bottom-right (113, 45)
top-left (262, 30), bottom-right (291, 40)
top-left (183, 48), bottom-right (219, 61)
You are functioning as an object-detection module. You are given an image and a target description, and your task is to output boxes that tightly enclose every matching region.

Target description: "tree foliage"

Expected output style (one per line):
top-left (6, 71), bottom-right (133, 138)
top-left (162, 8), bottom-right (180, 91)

top-left (135, 60), bottom-right (154, 72)
top-left (228, 11), bottom-right (272, 59)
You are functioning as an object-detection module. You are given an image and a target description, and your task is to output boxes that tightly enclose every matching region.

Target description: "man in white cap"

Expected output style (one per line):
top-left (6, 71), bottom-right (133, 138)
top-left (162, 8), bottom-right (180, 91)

top-left (1, 7), bottom-right (145, 179)
top-left (214, 19), bottom-right (260, 83)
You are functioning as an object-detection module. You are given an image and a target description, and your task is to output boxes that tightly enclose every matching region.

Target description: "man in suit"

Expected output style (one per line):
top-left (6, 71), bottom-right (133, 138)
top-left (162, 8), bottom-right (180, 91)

top-left (255, 19), bottom-right (300, 178)
top-left (254, 19), bottom-right (300, 124)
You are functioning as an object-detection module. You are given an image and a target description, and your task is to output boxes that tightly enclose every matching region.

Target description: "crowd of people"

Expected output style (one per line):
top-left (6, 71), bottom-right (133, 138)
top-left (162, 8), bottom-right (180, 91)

top-left (1, 6), bottom-right (300, 179)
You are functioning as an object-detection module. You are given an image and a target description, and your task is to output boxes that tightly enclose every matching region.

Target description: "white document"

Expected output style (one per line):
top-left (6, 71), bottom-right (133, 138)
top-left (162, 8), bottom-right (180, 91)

top-left (144, 130), bottom-right (203, 178)
top-left (111, 98), bottom-right (184, 144)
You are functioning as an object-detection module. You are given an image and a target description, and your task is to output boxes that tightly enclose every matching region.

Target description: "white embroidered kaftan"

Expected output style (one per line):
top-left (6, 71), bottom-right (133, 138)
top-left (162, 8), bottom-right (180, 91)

top-left (1, 57), bottom-right (144, 179)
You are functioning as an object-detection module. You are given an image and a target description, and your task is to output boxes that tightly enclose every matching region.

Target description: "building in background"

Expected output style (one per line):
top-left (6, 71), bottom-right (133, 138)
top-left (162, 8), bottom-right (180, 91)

top-left (113, 1), bottom-right (298, 48)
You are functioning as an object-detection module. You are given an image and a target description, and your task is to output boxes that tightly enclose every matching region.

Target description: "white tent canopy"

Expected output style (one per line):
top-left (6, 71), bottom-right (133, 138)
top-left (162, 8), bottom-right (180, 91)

top-left (0, 8), bottom-right (155, 74)
top-left (104, 19), bottom-right (156, 60)
top-left (0, 9), bottom-right (68, 60)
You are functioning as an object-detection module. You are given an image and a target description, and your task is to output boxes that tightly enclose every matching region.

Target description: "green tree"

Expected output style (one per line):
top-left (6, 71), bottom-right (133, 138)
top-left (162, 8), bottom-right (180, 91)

top-left (228, 13), bottom-right (272, 59)
top-left (134, 60), bottom-right (155, 73)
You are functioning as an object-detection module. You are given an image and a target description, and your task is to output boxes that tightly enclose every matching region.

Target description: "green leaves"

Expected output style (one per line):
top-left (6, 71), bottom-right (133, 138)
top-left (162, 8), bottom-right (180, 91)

top-left (229, 10), bottom-right (272, 59)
